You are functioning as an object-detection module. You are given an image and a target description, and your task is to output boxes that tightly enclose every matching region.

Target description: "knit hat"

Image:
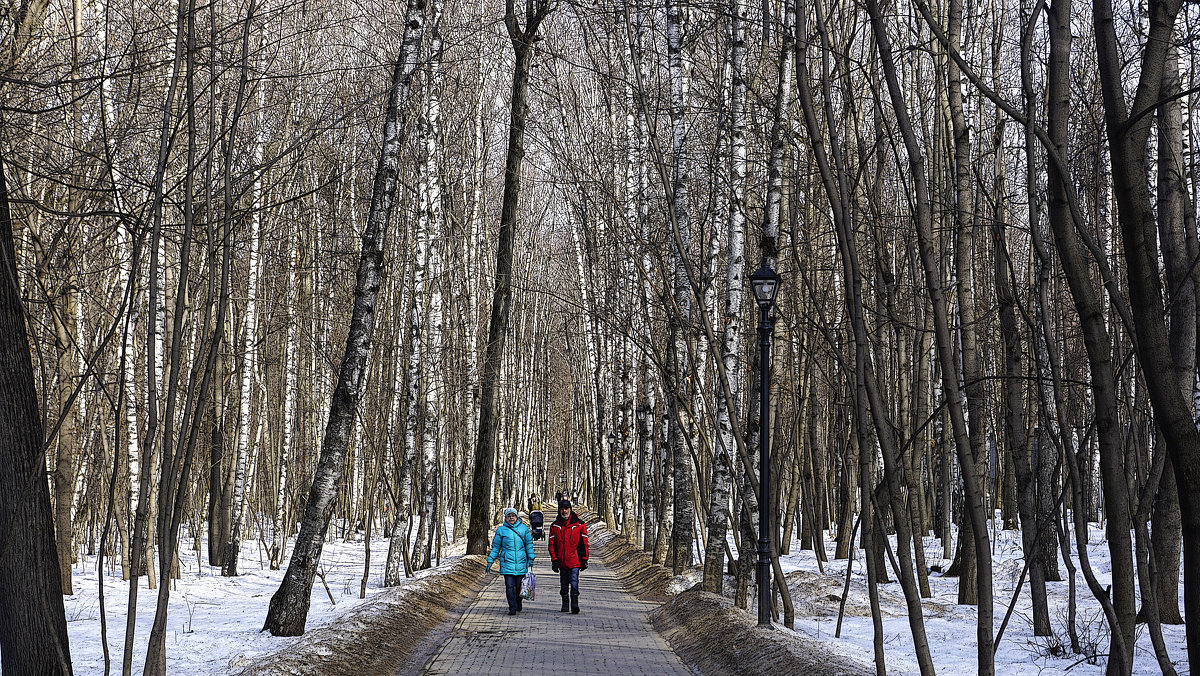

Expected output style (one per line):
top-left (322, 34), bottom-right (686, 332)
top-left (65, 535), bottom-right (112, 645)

top-left (558, 499), bottom-right (572, 510)
top-left (504, 507), bottom-right (518, 518)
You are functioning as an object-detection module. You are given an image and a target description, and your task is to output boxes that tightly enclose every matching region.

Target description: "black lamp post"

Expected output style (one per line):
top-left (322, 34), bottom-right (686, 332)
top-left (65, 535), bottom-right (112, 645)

top-left (635, 404), bottom-right (648, 522)
top-left (749, 263), bottom-right (780, 627)
top-left (606, 431), bottom-right (617, 515)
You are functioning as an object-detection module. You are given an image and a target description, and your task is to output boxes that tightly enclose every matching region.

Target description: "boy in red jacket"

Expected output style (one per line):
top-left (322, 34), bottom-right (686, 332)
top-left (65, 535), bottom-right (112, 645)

top-left (548, 499), bottom-right (589, 613)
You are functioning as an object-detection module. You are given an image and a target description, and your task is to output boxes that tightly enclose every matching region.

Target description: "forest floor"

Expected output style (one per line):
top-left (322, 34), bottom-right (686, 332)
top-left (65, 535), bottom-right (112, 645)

top-left (61, 519), bottom-right (464, 675)
top-left (663, 517), bottom-right (1190, 675)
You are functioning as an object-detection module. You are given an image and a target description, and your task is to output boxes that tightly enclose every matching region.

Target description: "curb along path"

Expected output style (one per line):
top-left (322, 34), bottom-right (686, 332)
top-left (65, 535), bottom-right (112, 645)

top-left (418, 537), bottom-right (692, 675)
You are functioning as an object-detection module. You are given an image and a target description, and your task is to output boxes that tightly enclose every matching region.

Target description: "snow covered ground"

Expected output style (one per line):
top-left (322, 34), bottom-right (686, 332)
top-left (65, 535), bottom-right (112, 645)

top-left (763, 520), bottom-right (1190, 676)
top-left (59, 520), bottom-right (463, 676)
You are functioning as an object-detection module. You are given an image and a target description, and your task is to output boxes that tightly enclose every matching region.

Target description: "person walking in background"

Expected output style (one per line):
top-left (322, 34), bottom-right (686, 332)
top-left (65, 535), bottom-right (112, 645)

top-left (486, 507), bottom-right (535, 615)
top-left (548, 499), bottom-right (588, 614)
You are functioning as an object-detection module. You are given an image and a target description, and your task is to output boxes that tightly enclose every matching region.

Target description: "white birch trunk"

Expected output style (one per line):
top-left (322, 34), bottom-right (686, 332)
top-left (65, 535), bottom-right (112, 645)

top-left (384, 281), bottom-right (416, 584)
top-left (414, 0), bottom-right (445, 568)
top-left (666, 0), bottom-right (695, 573)
top-left (703, 0), bottom-right (748, 594)
top-left (223, 101), bottom-right (265, 576)
top-left (119, 225), bottom-right (142, 535)
top-left (270, 241), bottom-right (300, 569)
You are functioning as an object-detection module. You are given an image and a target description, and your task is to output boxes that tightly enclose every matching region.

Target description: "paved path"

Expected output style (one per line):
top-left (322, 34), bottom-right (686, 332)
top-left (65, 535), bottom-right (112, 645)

top-left (419, 537), bottom-right (692, 675)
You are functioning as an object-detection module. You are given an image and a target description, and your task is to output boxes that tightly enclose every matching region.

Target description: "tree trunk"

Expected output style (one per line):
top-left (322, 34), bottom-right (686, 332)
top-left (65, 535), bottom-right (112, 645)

top-left (263, 0), bottom-right (425, 635)
top-left (0, 151), bottom-right (74, 676)
top-left (223, 106), bottom-right (264, 576)
top-left (1150, 43), bottom-right (1188, 628)
top-left (947, 0), bottom-right (986, 606)
top-left (866, 2), bottom-right (994, 671)
top-left (665, 0), bottom-right (694, 576)
top-left (995, 220), bottom-right (1050, 635)
top-left (466, 0), bottom-right (554, 556)
top-left (414, 0), bottom-right (445, 568)
top-left (1092, 0), bottom-right (1200, 665)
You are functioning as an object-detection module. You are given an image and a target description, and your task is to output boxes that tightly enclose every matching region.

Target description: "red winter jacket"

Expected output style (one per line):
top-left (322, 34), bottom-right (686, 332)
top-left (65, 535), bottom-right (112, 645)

top-left (548, 513), bottom-right (589, 569)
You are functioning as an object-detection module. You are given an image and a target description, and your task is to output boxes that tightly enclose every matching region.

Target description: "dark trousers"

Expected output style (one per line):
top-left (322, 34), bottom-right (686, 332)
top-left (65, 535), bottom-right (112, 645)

top-left (504, 574), bottom-right (523, 611)
top-left (559, 567), bottom-right (580, 600)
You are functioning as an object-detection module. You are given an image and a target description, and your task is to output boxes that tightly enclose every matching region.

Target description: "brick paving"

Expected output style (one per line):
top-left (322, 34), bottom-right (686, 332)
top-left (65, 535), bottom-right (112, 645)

top-left (419, 538), bottom-right (693, 675)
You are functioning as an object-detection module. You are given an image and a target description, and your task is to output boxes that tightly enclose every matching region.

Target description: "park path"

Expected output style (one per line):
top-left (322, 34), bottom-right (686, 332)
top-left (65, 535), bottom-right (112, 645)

top-left (418, 536), bottom-right (692, 675)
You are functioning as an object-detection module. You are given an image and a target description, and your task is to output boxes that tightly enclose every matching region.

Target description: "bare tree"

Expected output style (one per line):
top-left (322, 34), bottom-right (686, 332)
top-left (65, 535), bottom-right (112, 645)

top-left (466, 0), bottom-right (556, 556)
top-left (262, 0), bottom-right (426, 635)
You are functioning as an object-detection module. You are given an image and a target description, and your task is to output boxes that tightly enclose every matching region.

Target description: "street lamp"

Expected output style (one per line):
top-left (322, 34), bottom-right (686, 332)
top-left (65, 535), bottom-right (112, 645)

top-left (635, 404), bottom-right (649, 531)
top-left (749, 263), bottom-right (780, 627)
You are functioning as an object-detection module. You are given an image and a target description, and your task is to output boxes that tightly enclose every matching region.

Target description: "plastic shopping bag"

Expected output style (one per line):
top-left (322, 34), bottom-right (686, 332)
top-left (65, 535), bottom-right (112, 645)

top-left (521, 571), bottom-right (536, 600)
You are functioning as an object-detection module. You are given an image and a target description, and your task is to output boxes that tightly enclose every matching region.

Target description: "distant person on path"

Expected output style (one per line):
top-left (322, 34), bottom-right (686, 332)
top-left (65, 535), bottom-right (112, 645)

top-left (486, 507), bottom-right (535, 616)
top-left (548, 499), bottom-right (589, 614)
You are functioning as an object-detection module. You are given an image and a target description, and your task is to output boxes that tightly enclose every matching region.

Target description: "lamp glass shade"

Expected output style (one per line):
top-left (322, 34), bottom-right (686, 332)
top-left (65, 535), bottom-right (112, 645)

top-left (752, 279), bottom-right (777, 302)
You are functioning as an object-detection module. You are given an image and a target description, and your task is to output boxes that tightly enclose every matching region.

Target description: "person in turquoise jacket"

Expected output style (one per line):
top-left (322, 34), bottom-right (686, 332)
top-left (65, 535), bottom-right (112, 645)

top-left (486, 507), bottom-right (535, 615)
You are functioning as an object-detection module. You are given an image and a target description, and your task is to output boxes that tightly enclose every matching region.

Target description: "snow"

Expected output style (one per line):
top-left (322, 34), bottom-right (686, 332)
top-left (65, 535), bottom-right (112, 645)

top-left (57, 519), bottom-right (462, 676)
top-left (688, 517), bottom-right (1190, 675)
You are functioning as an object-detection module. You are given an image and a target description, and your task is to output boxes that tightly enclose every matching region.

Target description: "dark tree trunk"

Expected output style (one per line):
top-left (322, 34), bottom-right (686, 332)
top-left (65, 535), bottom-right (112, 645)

top-left (0, 152), bottom-right (74, 676)
top-left (1033, 433), bottom-right (1061, 582)
top-left (263, 0), bottom-right (425, 635)
top-left (866, 0), bottom-right (993, 670)
top-left (466, 0), bottom-right (554, 556)
top-left (996, 223), bottom-right (1051, 635)
top-left (1151, 44), bottom-right (1188, 628)
top-left (1092, 0), bottom-right (1200, 666)
top-left (208, 377), bottom-right (228, 567)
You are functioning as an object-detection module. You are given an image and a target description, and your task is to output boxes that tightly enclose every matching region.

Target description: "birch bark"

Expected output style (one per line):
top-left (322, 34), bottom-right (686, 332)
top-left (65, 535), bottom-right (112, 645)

top-left (702, 0), bottom-right (747, 595)
top-left (223, 93), bottom-right (265, 575)
top-left (414, 0), bottom-right (445, 569)
top-left (270, 241), bottom-right (300, 570)
top-left (664, 0), bottom-right (695, 575)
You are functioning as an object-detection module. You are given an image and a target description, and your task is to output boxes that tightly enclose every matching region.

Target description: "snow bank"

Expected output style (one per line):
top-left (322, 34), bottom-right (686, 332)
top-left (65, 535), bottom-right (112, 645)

top-left (62, 520), bottom-right (462, 675)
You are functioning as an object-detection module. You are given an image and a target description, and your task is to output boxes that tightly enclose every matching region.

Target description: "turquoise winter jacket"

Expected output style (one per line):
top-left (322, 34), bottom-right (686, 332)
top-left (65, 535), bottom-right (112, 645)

top-left (487, 520), bottom-right (535, 575)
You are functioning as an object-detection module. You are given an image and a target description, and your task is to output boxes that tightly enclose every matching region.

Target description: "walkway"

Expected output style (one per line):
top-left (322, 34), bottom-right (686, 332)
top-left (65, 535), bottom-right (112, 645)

top-left (419, 537), bottom-right (692, 675)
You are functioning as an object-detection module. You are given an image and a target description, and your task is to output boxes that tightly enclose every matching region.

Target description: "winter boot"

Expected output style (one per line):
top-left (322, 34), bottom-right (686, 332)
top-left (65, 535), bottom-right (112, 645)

top-left (571, 598), bottom-right (580, 614)
top-left (561, 597), bottom-right (570, 612)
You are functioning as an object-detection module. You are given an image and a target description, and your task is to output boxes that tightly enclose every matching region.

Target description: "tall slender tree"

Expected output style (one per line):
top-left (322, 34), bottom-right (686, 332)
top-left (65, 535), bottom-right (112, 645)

top-left (263, 0), bottom-right (426, 635)
top-left (466, 0), bottom-right (556, 556)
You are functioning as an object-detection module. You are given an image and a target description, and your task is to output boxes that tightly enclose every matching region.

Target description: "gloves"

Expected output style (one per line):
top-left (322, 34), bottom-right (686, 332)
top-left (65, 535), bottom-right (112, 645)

top-left (552, 562), bottom-right (560, 573)
top-left (580, 561), bottom-right (588, 571)
top-left (486, 563), bottom-right (493, 573)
